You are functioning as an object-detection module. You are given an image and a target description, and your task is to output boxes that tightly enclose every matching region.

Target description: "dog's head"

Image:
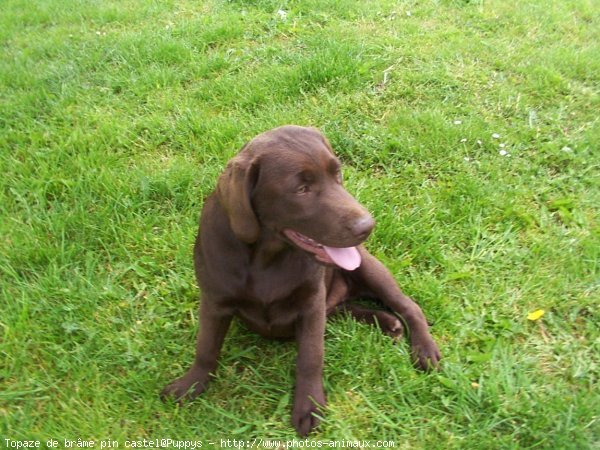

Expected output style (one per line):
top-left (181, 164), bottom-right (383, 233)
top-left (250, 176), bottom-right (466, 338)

top-left (217, 125), bottom-right (374, 270)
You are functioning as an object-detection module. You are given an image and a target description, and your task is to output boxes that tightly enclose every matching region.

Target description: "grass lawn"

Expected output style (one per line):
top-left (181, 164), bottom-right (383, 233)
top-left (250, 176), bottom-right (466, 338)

top-left (1, 0), bottom-right (598, 448)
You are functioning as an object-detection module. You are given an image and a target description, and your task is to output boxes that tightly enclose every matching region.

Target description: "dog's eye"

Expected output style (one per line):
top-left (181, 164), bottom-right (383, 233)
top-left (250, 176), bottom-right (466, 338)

top-left (296, 185), bottom-right (310, 194)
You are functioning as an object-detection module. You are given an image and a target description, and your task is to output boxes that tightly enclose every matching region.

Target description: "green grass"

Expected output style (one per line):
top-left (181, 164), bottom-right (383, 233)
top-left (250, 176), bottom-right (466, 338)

top-left (1, 0), bottom-right (598, 448)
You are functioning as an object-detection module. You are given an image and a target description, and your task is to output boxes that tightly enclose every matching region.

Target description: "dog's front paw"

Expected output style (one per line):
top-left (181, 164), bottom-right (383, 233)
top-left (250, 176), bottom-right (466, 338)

top-left (410, 335), bottom-right (441, 371)
top-left (291, 389), bottom-right (326, 437)
top-left (160, 368), bottom-right (210, 403)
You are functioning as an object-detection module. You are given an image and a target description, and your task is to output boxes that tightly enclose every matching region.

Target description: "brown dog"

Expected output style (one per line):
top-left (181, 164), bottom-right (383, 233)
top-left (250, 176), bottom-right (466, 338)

top-left (161, 125), bottom-right (441, 436)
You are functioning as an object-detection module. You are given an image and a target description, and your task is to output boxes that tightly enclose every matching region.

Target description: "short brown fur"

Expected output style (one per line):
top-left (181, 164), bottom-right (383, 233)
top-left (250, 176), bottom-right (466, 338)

top-left (161, 126), bottom-right (441, 436)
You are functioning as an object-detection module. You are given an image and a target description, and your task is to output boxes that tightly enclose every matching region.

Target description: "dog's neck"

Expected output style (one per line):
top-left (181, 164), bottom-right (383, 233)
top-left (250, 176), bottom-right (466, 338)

top-left (252, 229), bottom-right (299, 267)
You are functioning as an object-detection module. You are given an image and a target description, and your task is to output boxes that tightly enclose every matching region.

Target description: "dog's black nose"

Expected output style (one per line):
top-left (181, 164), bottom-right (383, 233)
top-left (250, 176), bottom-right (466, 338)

top-left (351, 215), bottom-right (375, 241)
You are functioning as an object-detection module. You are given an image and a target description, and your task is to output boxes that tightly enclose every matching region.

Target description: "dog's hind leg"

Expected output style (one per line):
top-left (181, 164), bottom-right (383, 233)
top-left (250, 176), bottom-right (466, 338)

top-left (336, 303), bottom-right (404, 339)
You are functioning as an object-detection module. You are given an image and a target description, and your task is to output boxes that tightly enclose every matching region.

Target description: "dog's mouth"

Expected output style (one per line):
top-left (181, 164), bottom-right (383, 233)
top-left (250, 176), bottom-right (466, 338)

top-left (282, 229), bottom-right (361, 271)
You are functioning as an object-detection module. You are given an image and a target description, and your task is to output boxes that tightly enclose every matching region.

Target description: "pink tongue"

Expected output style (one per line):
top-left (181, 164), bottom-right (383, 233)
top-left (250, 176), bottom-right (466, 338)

top-left (323, 246), bottom-right (361, 271)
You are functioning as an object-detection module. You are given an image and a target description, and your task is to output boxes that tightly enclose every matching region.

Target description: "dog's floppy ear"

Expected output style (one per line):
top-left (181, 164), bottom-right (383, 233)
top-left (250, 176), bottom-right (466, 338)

top-left (216, 150), bottom-right (260, 244)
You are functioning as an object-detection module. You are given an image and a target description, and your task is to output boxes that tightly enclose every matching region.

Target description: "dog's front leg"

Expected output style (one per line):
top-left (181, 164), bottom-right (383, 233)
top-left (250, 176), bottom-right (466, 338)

top-left (292, 286), bottom-right (327, 437)
top-left (161, 296), bottom-right (232, 402)
top-left (357, 246), bottom-right (441, 370)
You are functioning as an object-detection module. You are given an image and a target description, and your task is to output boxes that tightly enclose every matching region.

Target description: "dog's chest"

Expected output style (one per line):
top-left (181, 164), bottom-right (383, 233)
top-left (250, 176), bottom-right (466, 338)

top-left (230, 254), bottom-right (323, 337)
top-left (243, 253), bottom-right (320, 303)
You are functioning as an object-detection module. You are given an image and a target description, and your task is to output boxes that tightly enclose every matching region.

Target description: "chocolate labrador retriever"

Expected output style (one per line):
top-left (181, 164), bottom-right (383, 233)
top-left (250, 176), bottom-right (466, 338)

top-left (161, 125), bottom-right (441, 436)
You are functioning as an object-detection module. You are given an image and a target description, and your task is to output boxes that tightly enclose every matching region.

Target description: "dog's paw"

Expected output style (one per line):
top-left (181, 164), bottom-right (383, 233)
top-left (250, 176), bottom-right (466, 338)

top-left (160, 369), bottom-right (209, 403)
top-left (410, 335), bottom-right (441, 371)
top-left (381, 316), bottom-right (404, 340)
top-left (291, 390), bottom-right (326, 437)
